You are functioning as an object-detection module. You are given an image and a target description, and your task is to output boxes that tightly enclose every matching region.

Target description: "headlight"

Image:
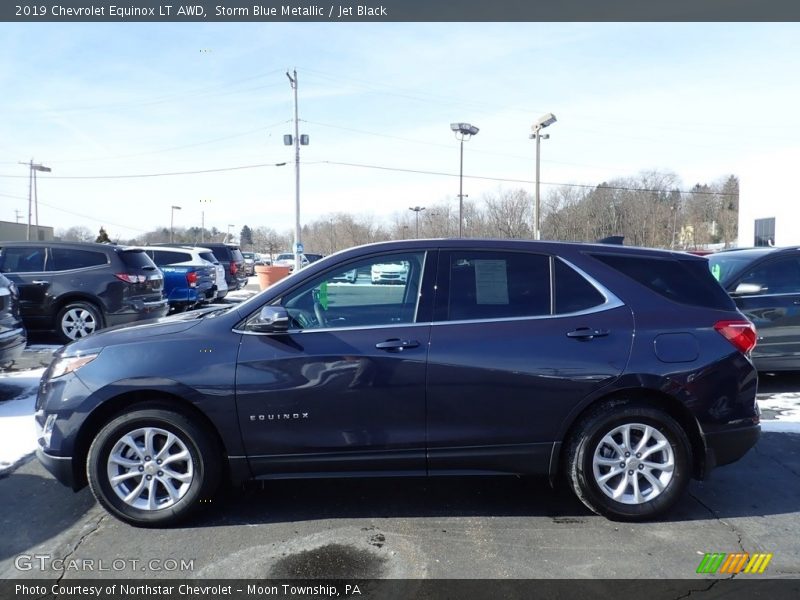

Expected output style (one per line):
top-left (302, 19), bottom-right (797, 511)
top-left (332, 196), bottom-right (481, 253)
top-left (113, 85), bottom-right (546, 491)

top-left (49, 353), bottom-right (99, 379)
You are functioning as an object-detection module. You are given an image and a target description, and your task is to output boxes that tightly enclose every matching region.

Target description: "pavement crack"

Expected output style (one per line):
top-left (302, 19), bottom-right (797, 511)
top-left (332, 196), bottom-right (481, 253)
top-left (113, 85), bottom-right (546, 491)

top-left (672, 579), bottom-right (720, 600)
top-left (41, 512), bottom-right (107, 594)
top-left (689, 491), bottom-right (746, 556)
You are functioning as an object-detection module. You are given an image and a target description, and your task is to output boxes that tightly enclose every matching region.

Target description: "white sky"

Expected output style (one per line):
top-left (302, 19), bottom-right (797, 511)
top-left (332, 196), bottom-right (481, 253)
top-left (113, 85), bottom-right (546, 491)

top-left (1, 22), bottom-right (799, 240)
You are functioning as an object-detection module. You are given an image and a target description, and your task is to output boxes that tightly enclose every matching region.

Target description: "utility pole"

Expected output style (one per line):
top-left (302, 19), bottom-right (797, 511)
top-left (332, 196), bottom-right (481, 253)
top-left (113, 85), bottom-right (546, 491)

top-left (287, 69), bottom-right (302, 272)
top-left (20, 159), bottom-right (51, 240)
top-left (200, 199), bottom-right (211, 244)
top-left (14, 210), bottom-right (22, 223)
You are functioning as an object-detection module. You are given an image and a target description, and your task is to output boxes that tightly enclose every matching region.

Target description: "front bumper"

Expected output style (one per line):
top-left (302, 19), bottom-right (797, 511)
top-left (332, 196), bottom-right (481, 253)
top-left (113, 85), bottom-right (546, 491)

top-left (36, 448), bottom-right (79, 489)
top-left (704, 423), bottom-right (761, 470)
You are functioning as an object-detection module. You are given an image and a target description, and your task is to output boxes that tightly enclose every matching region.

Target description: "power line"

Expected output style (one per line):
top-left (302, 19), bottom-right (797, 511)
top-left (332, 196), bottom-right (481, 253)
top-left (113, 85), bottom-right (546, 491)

top-left (310, 160), bottom-right (737, 197)
top-left (0, 162), bottom-right (288, 180)
top-left (35, 200), bottom-right (148, 233)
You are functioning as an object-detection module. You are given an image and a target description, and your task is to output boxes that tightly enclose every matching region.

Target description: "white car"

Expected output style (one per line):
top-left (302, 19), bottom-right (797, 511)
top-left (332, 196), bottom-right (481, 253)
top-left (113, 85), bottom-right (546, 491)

top-left (273, 253), bottom-right (310, 273)
top-left (371, 261), bottom-right (409, 284)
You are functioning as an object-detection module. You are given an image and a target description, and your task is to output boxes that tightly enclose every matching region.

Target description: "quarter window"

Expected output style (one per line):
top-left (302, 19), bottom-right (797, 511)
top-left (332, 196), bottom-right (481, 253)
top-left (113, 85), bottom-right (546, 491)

top-left (444, 251), bottom-right (550, 321)
top-left (49, 248), bottom-right (107, 271)
top-left (554, 259), bottom-right (606, 314)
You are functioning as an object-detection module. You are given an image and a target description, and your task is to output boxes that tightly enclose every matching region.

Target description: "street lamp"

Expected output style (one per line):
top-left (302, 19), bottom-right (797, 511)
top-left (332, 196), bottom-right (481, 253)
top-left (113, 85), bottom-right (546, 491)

top-left (170, 205), bottom-right (182, 243)
top-left (19, 160), bottom-right (51, 241)
top-left (409, 206), bottom-right (426, 238)
top-left (226, 224), bottom-right (235, 243)
top-left (450, 122), bottom-right (479, 237)
top-left (199, 199), bottom-right (211, 243)
top-left (530, 112), bottom-right (556, 241)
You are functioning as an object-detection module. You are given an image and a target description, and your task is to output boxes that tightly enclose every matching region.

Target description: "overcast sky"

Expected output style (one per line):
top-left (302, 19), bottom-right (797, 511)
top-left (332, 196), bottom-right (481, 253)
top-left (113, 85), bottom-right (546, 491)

top-left (1, 22), bottom-right (799, 241)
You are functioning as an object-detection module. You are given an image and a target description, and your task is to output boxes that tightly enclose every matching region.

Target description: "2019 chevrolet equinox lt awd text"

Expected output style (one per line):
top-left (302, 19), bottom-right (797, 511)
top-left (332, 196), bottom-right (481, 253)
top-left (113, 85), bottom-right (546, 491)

top-left (35, 239), bottom-right (760, 526)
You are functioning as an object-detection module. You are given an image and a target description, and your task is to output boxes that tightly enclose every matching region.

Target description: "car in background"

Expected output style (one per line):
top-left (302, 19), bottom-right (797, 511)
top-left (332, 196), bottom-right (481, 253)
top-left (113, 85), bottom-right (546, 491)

top-left (177, 243), bottom-right (247, 292)
top-left (241, 252), bottom-right (257, 276)
top-left (35, 239), bottom-right (759, 526)
top-left (708, 246), bottom-right (800, 371)
top-left (0, 241), bottom-right (168, 343)
top-left (134, 247), bottom-right (217, 313)
top-left (0, 273), bottom-right (26, 369)
top-left (197, 248), bottom-right (228, 301)
top-left (371, 260), bottom-right (409, 284)
top-left (273, 252), bottom-right (309, 272)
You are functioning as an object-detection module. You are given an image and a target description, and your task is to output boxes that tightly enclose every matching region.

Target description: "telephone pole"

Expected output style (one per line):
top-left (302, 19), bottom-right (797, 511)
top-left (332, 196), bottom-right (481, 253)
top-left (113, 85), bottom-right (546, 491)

top-left (287, 69), bottom-right (302, 272)
top-left (20, 159), bottom-right (51, 240)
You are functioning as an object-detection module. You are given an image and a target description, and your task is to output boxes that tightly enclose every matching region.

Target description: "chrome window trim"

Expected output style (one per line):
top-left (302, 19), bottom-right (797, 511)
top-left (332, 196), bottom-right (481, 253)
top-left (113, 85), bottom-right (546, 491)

top-left (233, 321), bottom-right (432, 336)
top-left (735, 291), bottom-right (800, 299)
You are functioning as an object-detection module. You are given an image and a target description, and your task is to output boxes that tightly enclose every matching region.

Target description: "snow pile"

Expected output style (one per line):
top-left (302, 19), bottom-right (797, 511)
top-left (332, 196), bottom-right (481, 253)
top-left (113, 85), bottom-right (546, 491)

top-left (0, 368), bottom-right (45, 473)
top-left (758, 393), bottom-right (800, 434)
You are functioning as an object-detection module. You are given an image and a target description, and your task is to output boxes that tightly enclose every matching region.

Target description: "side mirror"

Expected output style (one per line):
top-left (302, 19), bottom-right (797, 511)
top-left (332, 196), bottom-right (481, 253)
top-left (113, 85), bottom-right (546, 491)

top-left (249, 306), bottom-right (290, 333)
top-left (732, 282), bottom-right (765, 296)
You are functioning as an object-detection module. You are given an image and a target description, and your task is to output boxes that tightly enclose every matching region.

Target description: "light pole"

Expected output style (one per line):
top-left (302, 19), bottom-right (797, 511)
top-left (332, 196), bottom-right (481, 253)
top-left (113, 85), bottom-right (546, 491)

top-left (20, 160), bottom-right (51, 240)
top-left (200, 199), bottom-right (211, 243)
top-left (530, 113), bottom-right (556, 241)
top-left (286, 70), bottom-right (309, 272)
top-left (170, 205), bottom-right (181, 243)
top-left (409, 206), bottom-right (426, 238)
top-left (226, 224), bottom-right (235, 243)
top-left (450, 122), bottom-right (479, 237)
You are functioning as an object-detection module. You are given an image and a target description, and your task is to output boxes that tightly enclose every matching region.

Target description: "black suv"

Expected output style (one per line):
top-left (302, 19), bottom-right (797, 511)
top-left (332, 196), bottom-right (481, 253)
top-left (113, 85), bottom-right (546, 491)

top-left (708, 246), bottom-right (800, 371)
top-left (0, 241), bottom-right (168, 342)
top-left (35, 239), bottom-right (759, 526)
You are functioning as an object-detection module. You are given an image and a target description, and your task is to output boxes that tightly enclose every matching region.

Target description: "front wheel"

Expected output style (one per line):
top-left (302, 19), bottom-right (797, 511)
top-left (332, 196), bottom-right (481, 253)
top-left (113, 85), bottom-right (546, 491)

top-left (565, 401), bottom-right (691, 521)
top-left (87, 407), bottom-right (221, 526)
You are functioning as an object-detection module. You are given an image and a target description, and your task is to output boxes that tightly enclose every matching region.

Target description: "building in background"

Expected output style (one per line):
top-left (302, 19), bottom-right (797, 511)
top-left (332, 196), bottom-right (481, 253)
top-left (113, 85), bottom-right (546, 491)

top-left (738, 150), bottom-right (799, 247)
top-left (0, 220), bottom-right (54, 242)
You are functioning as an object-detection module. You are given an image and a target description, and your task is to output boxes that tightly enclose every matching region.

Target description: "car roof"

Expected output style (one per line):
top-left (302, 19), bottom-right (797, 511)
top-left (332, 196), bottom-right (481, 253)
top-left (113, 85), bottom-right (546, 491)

top-left (709, 247), bottom-right (799, 260)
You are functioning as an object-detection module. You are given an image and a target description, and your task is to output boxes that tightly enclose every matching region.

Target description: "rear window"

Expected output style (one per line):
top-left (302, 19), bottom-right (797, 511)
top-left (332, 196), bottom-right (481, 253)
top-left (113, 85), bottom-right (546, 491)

top-left (209, 247), bottom-right (230, 262)
top-left (118, 249), bottom-right (158, 270)
top-left (150, 249), bottom-right (190, 265)
top-left (230, 249), bottom-right (244, 263)
top-left (199, 252), bottom-right (217, 263)
top-left (591, 253), bottom-right (734, 310)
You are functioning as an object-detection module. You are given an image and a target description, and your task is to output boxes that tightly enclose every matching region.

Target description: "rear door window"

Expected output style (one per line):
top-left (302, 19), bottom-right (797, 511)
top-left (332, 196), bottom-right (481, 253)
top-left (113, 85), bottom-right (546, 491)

top-left (736, 257), bottom-right (800, 295)
top-left (49, 248), bottom-right (107, 271)
top-left (442, 251), bottom-right (551, 321)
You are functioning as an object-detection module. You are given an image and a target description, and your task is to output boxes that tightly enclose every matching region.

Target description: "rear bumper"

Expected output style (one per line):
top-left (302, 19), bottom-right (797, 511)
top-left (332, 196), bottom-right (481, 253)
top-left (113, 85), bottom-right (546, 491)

top-left (0, 326), bottom-right (26, 364)
top-left (36, 448), bottom-right (79, 490)
top-left (704, 423), bottom-right (761, 470)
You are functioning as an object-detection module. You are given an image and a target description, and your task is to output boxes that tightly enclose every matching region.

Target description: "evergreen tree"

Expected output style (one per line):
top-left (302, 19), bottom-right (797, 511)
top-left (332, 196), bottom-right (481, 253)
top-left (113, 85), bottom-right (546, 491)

top-left (95, 227), bottom-right (112, 243)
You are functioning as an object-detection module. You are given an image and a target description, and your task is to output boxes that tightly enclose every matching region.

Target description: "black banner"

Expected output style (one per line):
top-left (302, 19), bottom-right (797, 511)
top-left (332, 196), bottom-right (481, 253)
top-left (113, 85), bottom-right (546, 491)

top-left (3, 579), bottom-right (800, 600)
top-left (3, 0), bottom-right (800, 22)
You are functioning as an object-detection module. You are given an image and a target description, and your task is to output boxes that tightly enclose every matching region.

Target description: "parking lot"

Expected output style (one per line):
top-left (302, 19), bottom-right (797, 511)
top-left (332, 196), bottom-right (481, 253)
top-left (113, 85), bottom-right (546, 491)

top-left (1, 299), bottom-right (799, 583)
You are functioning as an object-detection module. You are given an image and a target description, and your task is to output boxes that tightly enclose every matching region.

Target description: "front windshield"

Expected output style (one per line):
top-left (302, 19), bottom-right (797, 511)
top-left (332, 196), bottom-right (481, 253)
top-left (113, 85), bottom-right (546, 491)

top-left (276, 254), bottom-right (293, 261)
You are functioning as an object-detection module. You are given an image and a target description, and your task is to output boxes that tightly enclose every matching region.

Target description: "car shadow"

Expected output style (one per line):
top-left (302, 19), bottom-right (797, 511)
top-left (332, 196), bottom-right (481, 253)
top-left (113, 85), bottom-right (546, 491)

top-left (188, 431), bottom-right (799, 528)
top-left (0, 465), bottom-right (97, 562)
top-left (757, 371), bottom-right (800, 396)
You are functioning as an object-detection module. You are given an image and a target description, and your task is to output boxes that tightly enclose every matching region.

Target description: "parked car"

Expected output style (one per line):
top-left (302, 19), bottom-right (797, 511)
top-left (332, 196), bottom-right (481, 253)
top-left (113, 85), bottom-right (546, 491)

top-left (241, 252), bottom-right (257, 276)
top-left (197, 248), bottom-right (228, 301)
top-left (0, 273), bottom-right (26, 369)
top-left (272, 252), bottom-right (308, 272)
top-left (707, 246), bottom-right (800, 371)
top-left (371, 260), bottom-right (409, 284)
top-left (159, 243), bottom-right (246, 291)
top-left (36, 239), bottom-right (759, 526)
top-left (0, 242), bottom-right (168, 343)
top-left (133, 247), bottom-right (216, 313)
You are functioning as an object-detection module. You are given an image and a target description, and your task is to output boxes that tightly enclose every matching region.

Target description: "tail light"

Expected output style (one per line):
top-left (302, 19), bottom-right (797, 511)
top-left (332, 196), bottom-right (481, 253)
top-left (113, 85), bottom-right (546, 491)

top-left (230, 262), bottom-right (238, 276)
top-left (714, 320), bottom-right (757, 354)
top-left (186, 271), bottom-right (198, 288)
top-left (115, 273), bottom-right (146, 284)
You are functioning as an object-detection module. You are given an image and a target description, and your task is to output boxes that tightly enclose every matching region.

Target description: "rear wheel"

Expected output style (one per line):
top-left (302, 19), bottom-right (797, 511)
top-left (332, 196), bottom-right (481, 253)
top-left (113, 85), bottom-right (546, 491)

top-left (56, 301), bottom-right (103, 343)
top-left (87, 407), bottom-right (221, 526)
top-left (565, 401), bottom-right (691, 521)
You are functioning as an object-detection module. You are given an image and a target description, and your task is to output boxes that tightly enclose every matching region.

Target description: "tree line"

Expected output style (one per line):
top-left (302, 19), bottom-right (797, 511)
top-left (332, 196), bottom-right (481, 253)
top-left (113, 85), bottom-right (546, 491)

top-left (56, 170), bottom-right (739, 254)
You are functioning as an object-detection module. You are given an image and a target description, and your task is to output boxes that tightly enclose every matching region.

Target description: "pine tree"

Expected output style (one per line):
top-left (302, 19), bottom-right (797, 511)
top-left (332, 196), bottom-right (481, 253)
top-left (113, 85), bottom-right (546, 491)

top-left (95, 227), bottom-right (111, 244)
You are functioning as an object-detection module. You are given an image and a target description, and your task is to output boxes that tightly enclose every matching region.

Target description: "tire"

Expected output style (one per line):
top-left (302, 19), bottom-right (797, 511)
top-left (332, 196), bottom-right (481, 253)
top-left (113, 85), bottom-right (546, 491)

top-left (565, 400), bottom-right (691, 521)
top-left (86, 407), bottom-right (221, 527)
top-left (55, 301), bottom-right (104, 343)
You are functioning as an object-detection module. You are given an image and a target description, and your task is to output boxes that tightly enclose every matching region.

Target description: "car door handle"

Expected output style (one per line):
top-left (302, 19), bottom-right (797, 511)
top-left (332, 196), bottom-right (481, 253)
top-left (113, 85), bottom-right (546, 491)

top-left (566, 328), bottom-right (609, 340)
top-left (375, 339), bottom-right (420, 351)
top-left (31, 280), bottom-right (49, 285)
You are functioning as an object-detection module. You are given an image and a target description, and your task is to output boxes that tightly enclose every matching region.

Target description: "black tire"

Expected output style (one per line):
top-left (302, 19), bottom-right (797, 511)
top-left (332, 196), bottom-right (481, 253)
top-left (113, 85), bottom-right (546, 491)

top-left (55, 301), bottom-right (104, 343)
top-left (565, 400), bottom-right (691, 521)
top-left (86, 407), bottom-right (221, 527)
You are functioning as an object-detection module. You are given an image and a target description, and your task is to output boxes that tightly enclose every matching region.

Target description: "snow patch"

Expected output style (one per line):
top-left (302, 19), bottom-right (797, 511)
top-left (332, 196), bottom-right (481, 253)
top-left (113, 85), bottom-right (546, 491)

top-left (0, 368), bottom-right (45, 473)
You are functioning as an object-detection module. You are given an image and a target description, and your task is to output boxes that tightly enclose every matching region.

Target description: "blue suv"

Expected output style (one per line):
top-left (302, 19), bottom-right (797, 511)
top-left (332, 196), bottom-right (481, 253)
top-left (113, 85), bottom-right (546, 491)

top-left (35, 240), bottom-right (760, 525)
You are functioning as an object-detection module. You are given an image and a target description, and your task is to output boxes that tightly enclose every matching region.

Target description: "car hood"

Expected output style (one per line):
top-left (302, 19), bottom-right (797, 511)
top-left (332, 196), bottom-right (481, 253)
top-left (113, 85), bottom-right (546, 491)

top-left (60, 307), bottom-right (218, 356)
